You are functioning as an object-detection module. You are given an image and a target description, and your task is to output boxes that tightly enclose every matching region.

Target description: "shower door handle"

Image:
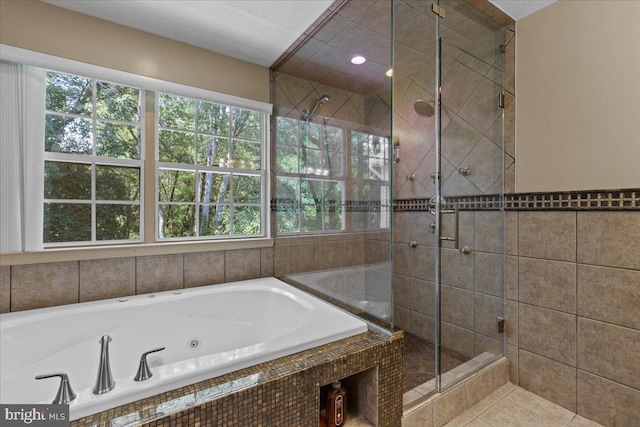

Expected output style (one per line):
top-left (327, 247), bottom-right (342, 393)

top-left (439, 203), bottom-right (459, 250)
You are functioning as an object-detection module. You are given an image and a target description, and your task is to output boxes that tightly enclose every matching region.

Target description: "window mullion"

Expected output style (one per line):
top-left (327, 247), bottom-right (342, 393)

top-left (91, 79), bottom-right (98, 242)
top-left (144, 90), bottom-right (157, 243)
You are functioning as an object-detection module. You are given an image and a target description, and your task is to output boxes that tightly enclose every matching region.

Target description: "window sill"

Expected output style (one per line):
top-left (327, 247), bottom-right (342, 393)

top-left (0, 238), bottom-right (274, 266)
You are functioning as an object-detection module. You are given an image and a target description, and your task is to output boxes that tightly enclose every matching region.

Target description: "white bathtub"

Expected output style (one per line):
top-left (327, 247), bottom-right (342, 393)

top-left (0, 277), bottom-right (367, 420)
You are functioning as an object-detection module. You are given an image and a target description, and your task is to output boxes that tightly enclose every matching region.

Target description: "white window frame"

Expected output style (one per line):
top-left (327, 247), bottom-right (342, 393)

top-left (155, 92), bottom-right (270, 241)
top-left (0, 45), bottom-right (272, 252)
top-left (350, 131), bottom-right (391, 231)
top-left (43, 74), bottom-right (145, 247)
top-left (274, 116), bottom-right (347, 235)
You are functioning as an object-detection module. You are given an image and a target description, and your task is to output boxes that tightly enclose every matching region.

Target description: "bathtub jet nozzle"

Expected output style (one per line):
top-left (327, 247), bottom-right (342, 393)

top-left (93, 335), bottom-right (115, 395)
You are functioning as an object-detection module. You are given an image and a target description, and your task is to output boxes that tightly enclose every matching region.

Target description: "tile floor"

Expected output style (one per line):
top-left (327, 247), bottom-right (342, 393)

top-left (443, 383), bottom-right (604, 427)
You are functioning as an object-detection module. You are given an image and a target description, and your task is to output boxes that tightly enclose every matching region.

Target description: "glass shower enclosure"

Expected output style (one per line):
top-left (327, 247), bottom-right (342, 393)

top-left (271, 0), bottom-right (510, 405)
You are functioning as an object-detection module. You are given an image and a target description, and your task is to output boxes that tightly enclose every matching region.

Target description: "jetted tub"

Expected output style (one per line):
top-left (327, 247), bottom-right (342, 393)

top-left (0, 277), bottom-right (368, 420)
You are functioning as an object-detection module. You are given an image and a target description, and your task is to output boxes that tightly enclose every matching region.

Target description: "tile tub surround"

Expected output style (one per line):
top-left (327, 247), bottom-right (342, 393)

top-left (0, 248), bottom-right (274, 313)
top-left (70, 331), bottom-right (403, 427)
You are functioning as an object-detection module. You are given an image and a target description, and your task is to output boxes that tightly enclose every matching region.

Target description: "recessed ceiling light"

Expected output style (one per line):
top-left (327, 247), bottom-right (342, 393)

top-left (350, 55), bottom-right (366, 65)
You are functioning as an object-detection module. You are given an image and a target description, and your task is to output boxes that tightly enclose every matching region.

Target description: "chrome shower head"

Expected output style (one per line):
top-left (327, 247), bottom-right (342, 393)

top-left (317, 95), bottom-right (330, 105)
top-left (414, 99), bottom-right (435, 118)
top-left (302, 95), bottom-right (331, 120)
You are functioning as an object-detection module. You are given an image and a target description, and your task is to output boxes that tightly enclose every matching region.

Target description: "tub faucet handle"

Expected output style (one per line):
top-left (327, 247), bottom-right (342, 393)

top-left (35, 373), bottom-right (77, 404)
top-left (134, 347), bottom-right (166, 382)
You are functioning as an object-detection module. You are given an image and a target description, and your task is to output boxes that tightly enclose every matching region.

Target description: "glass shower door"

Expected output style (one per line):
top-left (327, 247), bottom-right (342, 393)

top-left (435, 0), bottom-right (507, 390)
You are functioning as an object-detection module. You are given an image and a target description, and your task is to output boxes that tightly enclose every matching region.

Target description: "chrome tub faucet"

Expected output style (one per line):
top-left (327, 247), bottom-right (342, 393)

top-left (93, 335), bottom-right (115, 394)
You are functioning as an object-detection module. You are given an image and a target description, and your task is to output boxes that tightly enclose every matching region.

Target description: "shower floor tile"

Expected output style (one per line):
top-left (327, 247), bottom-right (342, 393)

top-left (402, 332), bottom-right (469, 393)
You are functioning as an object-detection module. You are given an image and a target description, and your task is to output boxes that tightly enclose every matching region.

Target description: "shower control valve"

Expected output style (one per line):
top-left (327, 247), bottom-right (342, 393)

top-left (458, 167), bottom-right (471, 176)
top-left (408, 241), bottom-right (418, 248)
top-left (459, 246), bottom-right (472, 255)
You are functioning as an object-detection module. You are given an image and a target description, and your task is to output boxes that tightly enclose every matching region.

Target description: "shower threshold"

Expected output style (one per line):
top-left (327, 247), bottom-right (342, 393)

top-left (402, 332), bottom-right (500, 407)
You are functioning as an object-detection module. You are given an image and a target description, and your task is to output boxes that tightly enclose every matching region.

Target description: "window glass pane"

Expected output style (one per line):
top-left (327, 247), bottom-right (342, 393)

top-left (96, 82), bottom-right (140, 122)
top-left (301, 148), bottom-right (323, 175)
top-left (231, 108), bottom-right (260, 140)
top-left (276, 117), bottom-right (298, 146)
top-left (301, 179), bottom-right (322, 204)
top-left (199, 205), bottom-right (230, 236)
top-left (96, 122), bottom-right (140, 158)
top-left (159, 204), bottom-right (195, 237)
top-left (233, 206), bottom-right (261, 235)
top-left (45, 114), bottom-right (92, 154)
top-left (158, 169), bottom-right (196, 202)
top-left (351, 131), bottom-right (368, 155)
top-left (96, 204), bottom-right (140, 240)
top-left (198, 172), bottom-right (230, 203)
top-left (325, 150), bottom-right (343, 177)
top-left (324, 181), bottom-right (343, 205)
top-left (156, 92), bottom-right (264, 241)
top-left (324, 205), bottom-right (343, 231)
top-left (302, 122), bottom-right (321, 148)
top-left (159, 130), bottom-right (195, 163)
top-left (197, 136), bottom-right (229, 166)
top-left (276, 177), bottom-right (300, 203)
top-left (158, 94), bottom-right (195, 130)
top-left (44, 203), bottom-right (91, 243)
top-left (301, 205), bottom-right (321, 231)
top-left (46, 72), bottom-right (92, 116)
top-left (96, 166), bottom-right (140, 201)
top-left (231, 140), bottom-right (260, 169)
top-left (233, 175), bottom-right (261, 203)
top-left (324, 126), bottom-right (343, 152)
top-left (276, 206), bottom-right (299, 233)
top-left (276, 146), bottom-right (298, 174)
top-left (44, 161), bottom-right (91, 199)
top-left (369, 157), bottom-right (384, 181)
top-left (197, 101), bottom-right (229, 135)
top-left (354, 184), bottom-right (370, 201)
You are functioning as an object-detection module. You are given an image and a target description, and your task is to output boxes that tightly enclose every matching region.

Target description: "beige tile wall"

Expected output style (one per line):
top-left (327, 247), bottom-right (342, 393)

top-left (274, 232), bottom-right (375, 277)
top-left (393, 209), bottom-right (504, 360)
top-left (0, 248), bottom-right (275, 313)
top-left (505, 210), bottom-right (640, 427)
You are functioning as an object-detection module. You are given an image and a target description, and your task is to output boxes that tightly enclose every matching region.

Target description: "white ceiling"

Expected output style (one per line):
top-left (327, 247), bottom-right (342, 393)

top-left (489, 0), bottom-right (557, 21)
top-left (44, 0), bottom-right (333, 67)
top-left (45, 0), bottom-right (557, 68)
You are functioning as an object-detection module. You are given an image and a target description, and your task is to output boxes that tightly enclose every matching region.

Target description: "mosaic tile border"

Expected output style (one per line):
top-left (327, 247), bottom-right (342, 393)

top-left (505, 189), bottom-right (639, 210)
top-left (393, 189), bottom-right (640, 212)
top-left (272, 199), bottom-right (386, 212)
top-left (71, 331), bottom-right (402, 427)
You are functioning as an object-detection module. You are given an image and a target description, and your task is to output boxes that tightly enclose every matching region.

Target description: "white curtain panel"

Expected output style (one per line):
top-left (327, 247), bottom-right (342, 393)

top-left (0, 60), bottom-right (45, 252)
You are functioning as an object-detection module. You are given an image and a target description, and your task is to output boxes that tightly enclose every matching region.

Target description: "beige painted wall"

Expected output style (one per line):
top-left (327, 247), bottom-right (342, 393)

top-left (516, 0), bottom-right (640, 192)
top-left (0, 0), bottom-right (270, 103)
